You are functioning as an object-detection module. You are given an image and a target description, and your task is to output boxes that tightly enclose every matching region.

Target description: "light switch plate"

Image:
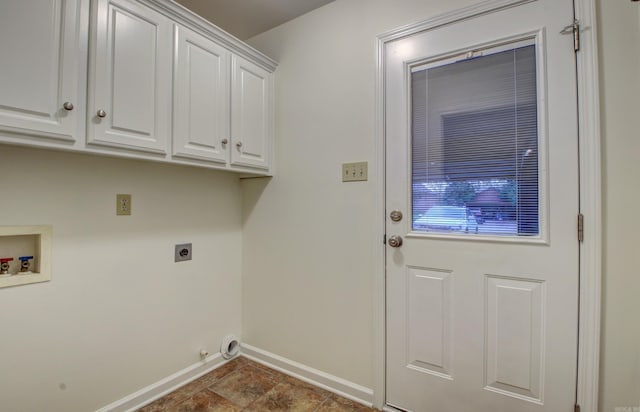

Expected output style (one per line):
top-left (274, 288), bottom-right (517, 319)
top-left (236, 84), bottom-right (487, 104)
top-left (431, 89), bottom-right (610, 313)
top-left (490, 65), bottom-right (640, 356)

top-left (342, 162), bottom-right (368, 182)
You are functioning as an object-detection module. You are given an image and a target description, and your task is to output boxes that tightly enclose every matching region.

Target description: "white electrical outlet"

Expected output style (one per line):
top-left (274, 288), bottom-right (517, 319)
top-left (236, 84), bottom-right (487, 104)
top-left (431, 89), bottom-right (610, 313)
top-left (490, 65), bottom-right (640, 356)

top-left (116, 194), bottom-right (131, 216)
top-left (342, 162), bottom-right (368, 182)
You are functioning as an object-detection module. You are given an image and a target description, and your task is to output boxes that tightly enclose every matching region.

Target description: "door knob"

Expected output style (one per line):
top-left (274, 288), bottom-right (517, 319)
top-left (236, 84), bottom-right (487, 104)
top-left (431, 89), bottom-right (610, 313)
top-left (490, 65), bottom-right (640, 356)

top-left (63, 102), bottom-right (74, 111)
top-left (96, 109), bottom-right (107, 118)
top-left (388, 235), bottom-right (403, 248)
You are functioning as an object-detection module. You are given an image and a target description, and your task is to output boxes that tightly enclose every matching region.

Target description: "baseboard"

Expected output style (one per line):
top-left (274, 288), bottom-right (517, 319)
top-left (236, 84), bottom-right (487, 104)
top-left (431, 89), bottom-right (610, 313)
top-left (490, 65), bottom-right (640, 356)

top-left (97, 345), bottom-right (375, 411)
top-left (96, 353), bottom-right (227, 412)
top-left (240, 343), bottom-right (374, 407)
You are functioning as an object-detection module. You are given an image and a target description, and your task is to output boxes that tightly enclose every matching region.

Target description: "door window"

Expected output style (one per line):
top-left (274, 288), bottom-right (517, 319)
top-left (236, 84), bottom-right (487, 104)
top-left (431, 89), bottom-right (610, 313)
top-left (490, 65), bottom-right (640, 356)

top-left (411, 40), bottom-right (540, 237)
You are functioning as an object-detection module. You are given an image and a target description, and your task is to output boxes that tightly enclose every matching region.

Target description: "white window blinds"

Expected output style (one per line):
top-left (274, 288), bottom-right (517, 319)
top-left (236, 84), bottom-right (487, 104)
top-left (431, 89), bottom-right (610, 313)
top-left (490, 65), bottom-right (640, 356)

top-left (411, 42), bottom-right (539, 236)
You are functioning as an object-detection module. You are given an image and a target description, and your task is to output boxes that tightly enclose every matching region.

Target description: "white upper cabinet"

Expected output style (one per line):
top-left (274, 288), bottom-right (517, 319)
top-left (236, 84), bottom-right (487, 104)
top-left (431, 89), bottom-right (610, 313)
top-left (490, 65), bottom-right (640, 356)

top-left (173, 25), bottom-right (230, 164)
top-left (231, 55), bottom-right (273, 171)
top-left (87, 0), bottom-right (172, 154)
top-left (0, 0), bottom-right (276, 175)
top-left (0, 0), bottom-right (83, 143)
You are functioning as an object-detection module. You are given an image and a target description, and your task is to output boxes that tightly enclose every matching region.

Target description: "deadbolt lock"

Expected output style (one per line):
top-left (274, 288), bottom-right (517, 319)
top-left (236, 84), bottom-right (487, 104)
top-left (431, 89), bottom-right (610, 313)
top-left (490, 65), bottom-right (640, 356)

top-left (390, 210), bottom-right (403, 222)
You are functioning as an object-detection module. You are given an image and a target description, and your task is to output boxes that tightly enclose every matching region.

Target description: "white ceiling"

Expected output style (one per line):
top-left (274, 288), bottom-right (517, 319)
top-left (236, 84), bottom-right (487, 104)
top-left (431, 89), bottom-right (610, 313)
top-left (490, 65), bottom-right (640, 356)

top-left (174, 0), bottom-right (335, 40)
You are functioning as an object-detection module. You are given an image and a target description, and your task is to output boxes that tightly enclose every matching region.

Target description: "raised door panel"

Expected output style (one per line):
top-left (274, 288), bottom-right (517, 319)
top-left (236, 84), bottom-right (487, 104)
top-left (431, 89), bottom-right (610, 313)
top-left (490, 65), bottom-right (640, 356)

top-left (407, 267), bottom-right (453, 379)
top-left (0, 0), bottom-right (82, 142)
top-left (173, 26), bottom-right (229, 164)
top-left (88, 0), bottom-right (171, 154)
top-left (485, 276), bottom-right (544, 401)
top-left (231, 55), bottom-right (272, 170)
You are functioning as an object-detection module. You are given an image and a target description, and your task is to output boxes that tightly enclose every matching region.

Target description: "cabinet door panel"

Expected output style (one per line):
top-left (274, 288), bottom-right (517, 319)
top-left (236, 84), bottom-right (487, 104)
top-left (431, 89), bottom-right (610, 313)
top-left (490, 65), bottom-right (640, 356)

top-left (111, 9), bottom-right (156, 135)
top-left (0, 0), bottom-right (81, 141)
top-left (88, 0), bottom-right (171, 154)
top-left (173, 26), bottom-right (229, 163)
top-left (231, 55), bottom-right (272, 170)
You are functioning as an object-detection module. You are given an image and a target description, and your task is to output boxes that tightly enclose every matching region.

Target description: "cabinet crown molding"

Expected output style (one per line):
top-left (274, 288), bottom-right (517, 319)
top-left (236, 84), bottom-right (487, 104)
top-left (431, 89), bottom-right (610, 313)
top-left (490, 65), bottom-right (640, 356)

top-left (143, 0), bottom-right (278, 72)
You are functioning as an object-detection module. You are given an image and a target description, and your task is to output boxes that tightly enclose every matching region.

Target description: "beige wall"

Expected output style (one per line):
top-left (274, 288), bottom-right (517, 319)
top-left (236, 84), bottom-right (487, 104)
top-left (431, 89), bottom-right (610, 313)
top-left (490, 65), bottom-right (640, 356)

top-left (0, 146), bottom-right (243, 411)
top-left (243, 0), bottom-right (476, 388)
top-left (2, 0), bottom-right (637, 410)
top-left (598, 1), bottom-right (640, 411)
top-left (244, 0), bottom-right (640, 407)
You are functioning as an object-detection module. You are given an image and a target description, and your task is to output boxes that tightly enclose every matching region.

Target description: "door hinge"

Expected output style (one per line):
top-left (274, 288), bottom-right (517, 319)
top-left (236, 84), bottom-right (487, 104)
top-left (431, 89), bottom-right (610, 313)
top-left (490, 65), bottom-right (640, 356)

top-left (577, 213), bottom-right (584, 242)
top-left (560, 19), bottom-right (580, 52)
top-left (575, 404), bottom-right (581, 412)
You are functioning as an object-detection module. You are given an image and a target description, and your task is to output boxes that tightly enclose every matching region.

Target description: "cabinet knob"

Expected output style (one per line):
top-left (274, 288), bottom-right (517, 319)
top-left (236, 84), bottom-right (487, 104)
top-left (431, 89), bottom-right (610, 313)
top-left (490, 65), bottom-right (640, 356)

top-left (63, 102), bottom-right (74, 111)
top-left (96, 109), bottom-right (107, 118)
top-left (221, 138), bottom-right (229, 145)
top-left (236, 141), bottom-right (243, 149)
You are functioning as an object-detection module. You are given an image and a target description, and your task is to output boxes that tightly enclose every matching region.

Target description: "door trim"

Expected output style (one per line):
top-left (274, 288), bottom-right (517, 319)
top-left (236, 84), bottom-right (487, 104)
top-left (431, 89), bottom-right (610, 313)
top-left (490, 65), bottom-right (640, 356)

top-left (372, 0), bottom-right (602, 410)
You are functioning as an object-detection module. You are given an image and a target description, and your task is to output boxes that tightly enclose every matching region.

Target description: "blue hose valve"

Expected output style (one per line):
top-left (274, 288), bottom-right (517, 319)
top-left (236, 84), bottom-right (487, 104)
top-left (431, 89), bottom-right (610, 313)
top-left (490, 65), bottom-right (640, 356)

top-left (18, 256), bottom-right (33, 273)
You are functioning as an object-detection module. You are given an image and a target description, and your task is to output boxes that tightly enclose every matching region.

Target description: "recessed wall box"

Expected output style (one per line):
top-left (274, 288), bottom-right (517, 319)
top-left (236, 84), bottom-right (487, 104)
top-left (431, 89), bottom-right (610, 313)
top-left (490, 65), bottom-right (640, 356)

top-left (0, 225), bottom-right (52, 289)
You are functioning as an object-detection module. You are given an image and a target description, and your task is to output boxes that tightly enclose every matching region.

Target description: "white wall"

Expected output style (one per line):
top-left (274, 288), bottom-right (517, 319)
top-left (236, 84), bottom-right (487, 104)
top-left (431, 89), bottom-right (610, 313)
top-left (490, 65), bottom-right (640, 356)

top-left (242, 0), bottom-right (476, 389)
top-left (243, 0), bottom-right (640, 407)
top-left (0, 145), bottom-right (243, 411)
top-left (597, 1), bottom-right (640, 411)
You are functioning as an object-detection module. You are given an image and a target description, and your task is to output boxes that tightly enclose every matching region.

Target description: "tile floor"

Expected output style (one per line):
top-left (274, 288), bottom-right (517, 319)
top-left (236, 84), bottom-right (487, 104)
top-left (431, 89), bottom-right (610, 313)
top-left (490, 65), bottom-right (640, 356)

top-left (137, 356), bottom-right (378, 412)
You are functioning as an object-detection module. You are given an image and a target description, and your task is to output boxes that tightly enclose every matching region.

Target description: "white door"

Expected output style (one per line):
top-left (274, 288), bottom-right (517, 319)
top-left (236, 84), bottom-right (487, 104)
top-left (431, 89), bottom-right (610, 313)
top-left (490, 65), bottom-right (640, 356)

top-left (0, 0), bottom-right (82, 142)
top-left (385, 1), bottom-right (579, 411)
top-left (230, 55), bottom-right (272, 171)
top-left (173, 25), bottom-right (230, 164)
top-left (88, 0), bottom-right (172, 154)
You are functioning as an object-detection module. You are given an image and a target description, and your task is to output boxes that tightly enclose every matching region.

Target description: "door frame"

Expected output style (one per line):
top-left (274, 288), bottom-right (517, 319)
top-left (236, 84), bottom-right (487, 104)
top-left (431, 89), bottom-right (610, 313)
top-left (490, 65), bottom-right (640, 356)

top-left (372, 0), bottom-right (602, 410)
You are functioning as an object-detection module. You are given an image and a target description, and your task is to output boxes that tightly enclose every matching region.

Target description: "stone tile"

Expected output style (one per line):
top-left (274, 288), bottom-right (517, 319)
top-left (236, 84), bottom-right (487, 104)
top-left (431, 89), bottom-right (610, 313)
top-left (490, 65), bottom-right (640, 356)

top-left (167, 389), bottom-right (241, 412)
top-left (279, 374), bottom-right (333, 400)
top-left (242, 360), bottom-right (290, 384)
top-left (163, 380), bottom-right (206, 405)
top-left (136, 358), bottom-right (246, 411)
top-left (138, 397), bottom-right (170, 412)
top-left (137, 379), bottom-right (203, 412)
top-left (243, 382), bottom-right (325, 412)
top-left (208, 365), bottom-right (278, 407)
top-left (316, 395), bottom-right (377, 412)
top-left (242, 359), bottom-right (333, 399)
top-left (241, 358), bottom-right (274, 374)
top-left (194, 358), bottom-right (248, 388)
top-left (137, 357), bottom-right (379, 412)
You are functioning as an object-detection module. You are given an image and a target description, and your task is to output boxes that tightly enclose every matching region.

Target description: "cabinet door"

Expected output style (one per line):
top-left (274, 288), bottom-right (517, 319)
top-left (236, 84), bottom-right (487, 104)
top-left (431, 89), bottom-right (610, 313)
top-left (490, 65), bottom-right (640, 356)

top-left (88, 0), bottom-right (172, 154)
top-left (0, 0), bottom-right (82, 142)
top-left (231, 55), bottom-right (272, 170)
top-left (173, 26), bottom-right (229, 164)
